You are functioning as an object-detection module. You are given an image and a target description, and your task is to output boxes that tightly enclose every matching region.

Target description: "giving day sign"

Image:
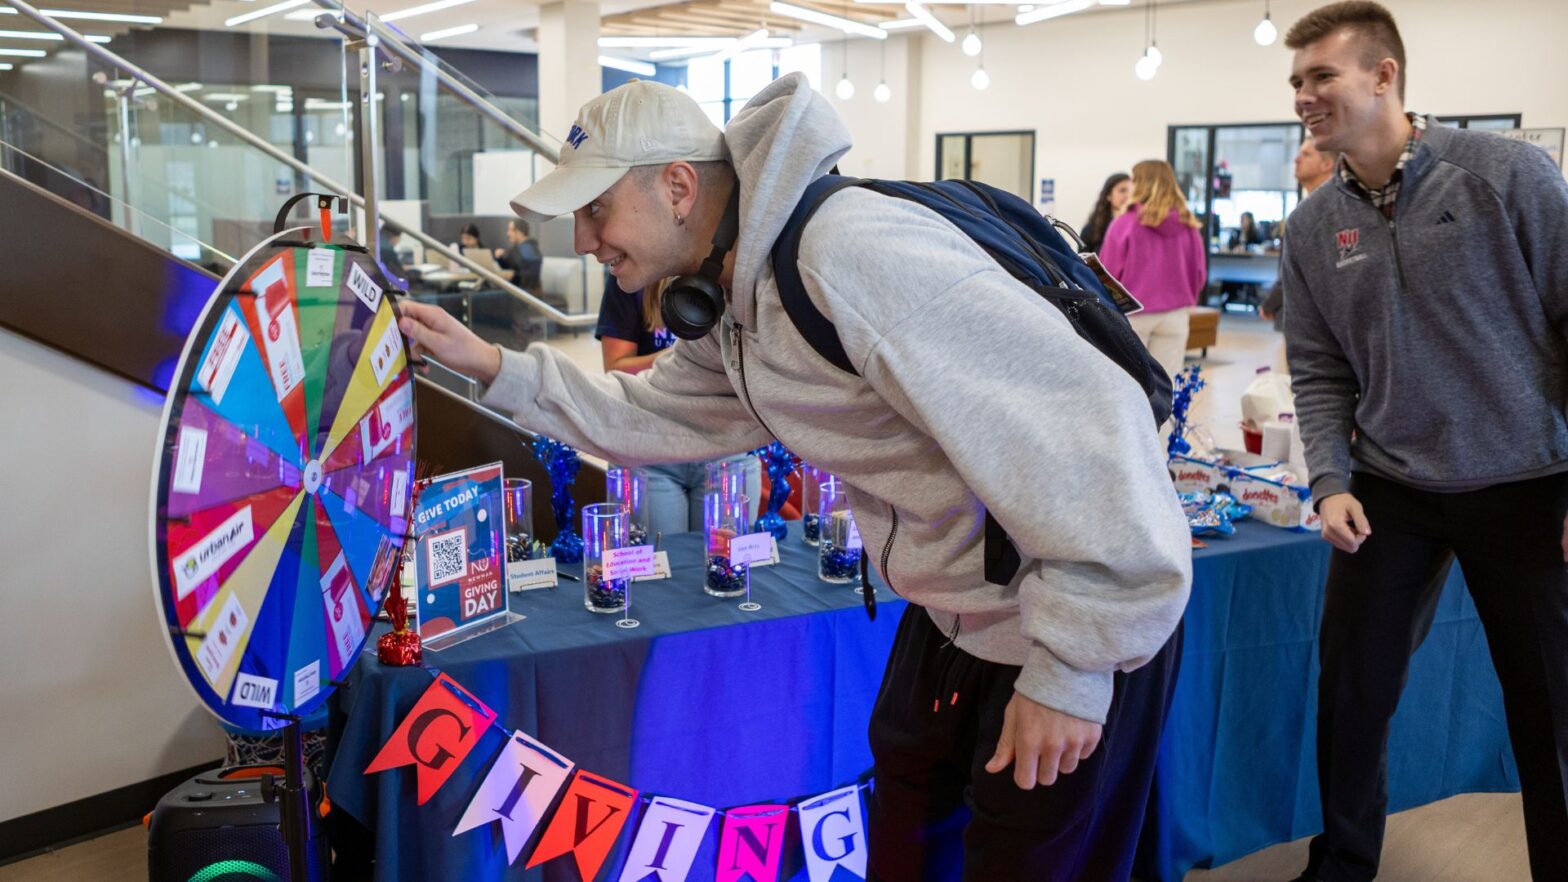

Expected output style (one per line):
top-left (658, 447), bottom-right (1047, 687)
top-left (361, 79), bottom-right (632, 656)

top-left (412, 463), bottom-right (508, 641)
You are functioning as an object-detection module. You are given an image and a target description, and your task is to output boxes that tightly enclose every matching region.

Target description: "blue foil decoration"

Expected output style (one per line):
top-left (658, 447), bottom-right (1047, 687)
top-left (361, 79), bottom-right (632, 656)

top-left (532, 436), bottom-right (584, 564)
top-left (752, 441), bottom-right (798, 541)
top-left (1167, 363), bottom-right (1207, 459)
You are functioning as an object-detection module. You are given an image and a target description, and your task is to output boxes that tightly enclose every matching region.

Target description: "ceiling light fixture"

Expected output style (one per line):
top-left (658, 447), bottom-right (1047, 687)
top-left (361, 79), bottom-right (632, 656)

top-left (598, 55), bottom-right (656, 76)
top-left (713, 27), bottom-right (770, 62)
top-left (878, 19), bottom-right (923, 30)
top-left (0, 47), bottom-right (45, 56)
top-left (0, 7), bottom-right (161, 24)
top-left (1016, 0), bottom-right (1094, 25)
top-left (225, 0), bottom-right (311, 29)
top-left (904, 2), bottom-right (953, 42)
top-left (0, 28), bottom-right (109, 41)
top-left (419, 22), bottom-right (478, 42)
top-left (598, 36), bottom-right (736, 48)
top-left (769, 2), bottom-right (887, 40)
top-left (874, 36), bottom-right (891, 102)
top-left (1253, 0), bottom-right (1276, 45)
top-left (383, 0), bottom-right (477, 24)
top-left (0, 62), bottom-right (12, 69)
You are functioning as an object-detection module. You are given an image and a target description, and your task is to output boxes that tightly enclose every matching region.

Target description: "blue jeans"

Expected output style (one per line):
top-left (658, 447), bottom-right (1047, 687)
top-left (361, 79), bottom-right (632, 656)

top-left (644, 454), bottom-right (762, 535)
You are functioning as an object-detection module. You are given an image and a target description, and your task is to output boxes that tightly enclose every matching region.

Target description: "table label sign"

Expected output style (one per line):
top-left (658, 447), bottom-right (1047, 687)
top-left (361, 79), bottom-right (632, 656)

top-left (507, 557), bottom-right (558, 593)
top-left (604, 545), bottom-right (656, 581)
top-left (729, 532), bottom-right (775, 567)
top-left (632, 551), bottom-right (672, 583)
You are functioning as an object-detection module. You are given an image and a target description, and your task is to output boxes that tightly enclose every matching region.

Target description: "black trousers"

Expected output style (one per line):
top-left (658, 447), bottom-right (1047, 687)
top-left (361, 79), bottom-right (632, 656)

top-left (866, 604), bottom-right (1182, 881)
top-left (1307, 472), bottom-right (1568, 882)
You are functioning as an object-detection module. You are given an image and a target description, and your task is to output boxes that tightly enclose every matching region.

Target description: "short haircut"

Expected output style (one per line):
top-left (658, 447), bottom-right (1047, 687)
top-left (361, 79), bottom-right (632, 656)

top-left (509, 218), bottom-right (530, 236)
top-left (1286, 1), bottom-right (1406, 101)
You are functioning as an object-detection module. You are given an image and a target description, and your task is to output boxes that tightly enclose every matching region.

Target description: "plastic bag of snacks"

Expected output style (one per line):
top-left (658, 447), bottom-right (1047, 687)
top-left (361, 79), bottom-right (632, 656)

top-left (1169, 450), bottom-right (1320, 532)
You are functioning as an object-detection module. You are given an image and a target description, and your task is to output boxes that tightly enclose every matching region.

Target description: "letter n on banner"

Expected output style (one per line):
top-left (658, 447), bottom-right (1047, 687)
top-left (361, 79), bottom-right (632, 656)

top-left (525, 770), bottom-right (639, 880)
top-left (452, 730), bottom-right (575, 864)
top-left (797, 785), bottom-right (867, 882)
top-left (616, 796), bottom-right (716, 882)
top-left (365, 673), bottom-right (497, 805)
top-left (716, 804), bottom-right (789, 882)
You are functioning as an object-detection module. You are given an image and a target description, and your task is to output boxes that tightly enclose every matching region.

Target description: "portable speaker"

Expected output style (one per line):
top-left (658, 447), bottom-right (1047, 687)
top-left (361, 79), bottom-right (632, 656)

top-left (147, 765), bottom-right (330, 882)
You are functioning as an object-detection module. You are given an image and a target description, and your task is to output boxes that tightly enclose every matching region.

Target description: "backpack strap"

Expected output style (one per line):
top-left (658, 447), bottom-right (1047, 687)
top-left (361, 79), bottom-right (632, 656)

top-left (770, 174), bottom-right (865, 376)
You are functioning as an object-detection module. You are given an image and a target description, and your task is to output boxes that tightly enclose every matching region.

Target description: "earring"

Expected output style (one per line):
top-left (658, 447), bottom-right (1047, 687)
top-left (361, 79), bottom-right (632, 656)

top-left (673, 211), bottom-right (685, 227)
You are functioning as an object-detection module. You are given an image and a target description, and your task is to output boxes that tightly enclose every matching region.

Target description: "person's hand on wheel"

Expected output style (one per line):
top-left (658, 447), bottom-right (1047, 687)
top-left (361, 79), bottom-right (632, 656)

top-left (984, 691), bottom-right (1103, 790)
top-left (1319, 492), bottom-right (1371, 554)
top-left (397, 300), bottom-right (502, 384)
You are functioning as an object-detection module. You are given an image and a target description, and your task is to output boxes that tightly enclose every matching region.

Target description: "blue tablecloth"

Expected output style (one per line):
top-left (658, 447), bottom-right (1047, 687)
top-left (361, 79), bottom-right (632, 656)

top-left (1139, 523), bottom-right (1519, 880)
top-left (327, 521), bottom-right (1520, 881)
top-left (328, 529), bottom-right (900, 881)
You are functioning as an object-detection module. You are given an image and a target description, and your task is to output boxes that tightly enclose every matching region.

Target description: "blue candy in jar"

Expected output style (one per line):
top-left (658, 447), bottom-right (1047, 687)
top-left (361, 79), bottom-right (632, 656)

top-left (819, 541), bottom-right (861, 582)
top-left (802, 513), bottom-right (821, 545)
top-left (584, 564), bottom-right (626, 612)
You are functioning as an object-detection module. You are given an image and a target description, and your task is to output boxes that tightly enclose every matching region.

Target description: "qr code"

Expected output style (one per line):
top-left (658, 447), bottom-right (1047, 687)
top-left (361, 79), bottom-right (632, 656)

top-left (426, 528), bottom-right (467, 586)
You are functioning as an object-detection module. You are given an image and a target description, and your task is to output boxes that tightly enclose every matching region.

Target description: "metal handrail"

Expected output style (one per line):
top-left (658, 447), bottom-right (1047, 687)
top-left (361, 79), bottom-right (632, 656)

top-left (315, 1), bottom-right (561, 164)
top-left (6, 0), bottom-right (595, 327)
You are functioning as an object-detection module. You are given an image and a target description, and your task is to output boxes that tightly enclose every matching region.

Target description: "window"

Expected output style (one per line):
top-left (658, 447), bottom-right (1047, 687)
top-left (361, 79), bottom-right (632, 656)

top-left (680, 46), bottom-right (821, 127)
top-left (1168, 122), bottom-right (1303, 255)
top-left (1436, 113), bottom-right (1521, 130)
top-left (934, 131), bottom-right (1036, 203)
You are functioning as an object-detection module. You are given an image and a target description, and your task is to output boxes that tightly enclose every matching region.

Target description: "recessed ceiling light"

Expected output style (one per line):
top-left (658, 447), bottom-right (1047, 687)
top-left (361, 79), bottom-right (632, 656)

top-left (0, 7), bottom-right (161, 24)
top-left (419, 22), bottom-right (478, 42)
top-left (382, 0), bottom-right (476, 24)
top-left (225, 0), bottom-right (311, 29)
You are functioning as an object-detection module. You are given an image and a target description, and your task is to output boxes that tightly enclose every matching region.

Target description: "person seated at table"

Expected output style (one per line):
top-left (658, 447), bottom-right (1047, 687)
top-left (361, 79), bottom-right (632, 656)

top-left (494, 218), bottom-right (544, 291)
top-left (378, 227), bottom-right (410, 288)
top-left (1228, 211), bottom-right (1265, 251)
top-left (597, 277), bottom-right (761, 533)
top-left (448, 222), bottom-right (484, 271)
top-left (396, 77), bottom-right (1189, 881)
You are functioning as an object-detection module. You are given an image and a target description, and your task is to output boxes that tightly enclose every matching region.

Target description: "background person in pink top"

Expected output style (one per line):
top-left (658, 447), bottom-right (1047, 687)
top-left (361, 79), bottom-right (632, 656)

top-left (1098, 159), bottom-right (1208, 378)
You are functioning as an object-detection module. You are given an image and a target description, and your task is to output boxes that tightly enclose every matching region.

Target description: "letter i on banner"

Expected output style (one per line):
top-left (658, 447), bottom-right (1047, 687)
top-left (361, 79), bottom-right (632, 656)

top-left (526, 770), bottom-right (639, 881)
top-left (716, 804), bottom-right (790, 882)
top-left (452, 731), bottom-right (575, 865)
top-left (616, 796), bottom-right (716, 882)
top-left (797, 785), bottom-right (868, 882)
top-left (365, 673), bottom-right (497, 805)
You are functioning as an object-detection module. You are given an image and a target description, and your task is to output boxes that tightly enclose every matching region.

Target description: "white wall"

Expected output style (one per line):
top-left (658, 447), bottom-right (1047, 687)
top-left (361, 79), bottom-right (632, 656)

top-left (0, 329), bottom-right (223, 823)
top-left (830, 0), bottom-right (1568, 228)
top-left (821, 35), bottom-right (922, 180)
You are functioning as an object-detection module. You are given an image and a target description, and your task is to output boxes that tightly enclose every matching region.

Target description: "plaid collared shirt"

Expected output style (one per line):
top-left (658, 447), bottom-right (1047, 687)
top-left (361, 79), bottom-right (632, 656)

top-left (1337, 113), bottom-right (1427, 219)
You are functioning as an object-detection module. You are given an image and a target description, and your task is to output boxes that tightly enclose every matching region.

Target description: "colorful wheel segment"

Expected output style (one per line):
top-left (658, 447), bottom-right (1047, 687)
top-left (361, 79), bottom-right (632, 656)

top-left (151, 230), bottom-right (416, 730)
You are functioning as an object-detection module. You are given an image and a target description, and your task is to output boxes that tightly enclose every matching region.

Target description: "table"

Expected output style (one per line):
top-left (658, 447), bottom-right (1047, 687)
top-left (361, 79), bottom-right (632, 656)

top-left (327, 529), bottom-right (900, 881)
top-left (326, 522), bottom-right (1519, 881)
top-left (1137, 523), bottom-right (1519, 880)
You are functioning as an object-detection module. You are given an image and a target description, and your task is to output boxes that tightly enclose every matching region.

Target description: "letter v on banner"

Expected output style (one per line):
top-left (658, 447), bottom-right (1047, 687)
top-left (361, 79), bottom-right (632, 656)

top-left (797, 785), bottom-right (868, 882)
top-left (616, 796), bottom-right (716, 882)
top-left (452, 730), bottom-right (575, 864)
top-left (365, 673), bottom-right (497, 805)
top-left (717, 804), bottom-right (790, 882)
top-left (525, 769), bottom-right (639, 880)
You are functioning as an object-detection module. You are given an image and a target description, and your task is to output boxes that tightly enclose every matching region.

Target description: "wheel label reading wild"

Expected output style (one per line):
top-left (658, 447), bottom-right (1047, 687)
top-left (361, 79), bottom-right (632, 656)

top-left (152, 221), bottom-right (416, 730)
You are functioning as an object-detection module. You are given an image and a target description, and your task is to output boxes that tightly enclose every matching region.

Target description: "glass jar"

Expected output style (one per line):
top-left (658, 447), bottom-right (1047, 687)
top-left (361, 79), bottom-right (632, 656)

top-left (800, 463), bottom-right (832, 547)
top-left (704, 491), bottom-right (750, 598)
top-left (581, 502), bottom-right (628, 614)
top-left (818, 478), bottom-right (861, 584)
top-left (606, 465), bottom-right (651, 548)
top-left (503, 478), bottom-right (534, 563)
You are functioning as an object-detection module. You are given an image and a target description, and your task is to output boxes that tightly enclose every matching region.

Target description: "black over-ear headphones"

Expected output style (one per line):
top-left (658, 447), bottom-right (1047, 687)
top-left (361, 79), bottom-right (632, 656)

top-left (660, 184), bottom-right (742, 340)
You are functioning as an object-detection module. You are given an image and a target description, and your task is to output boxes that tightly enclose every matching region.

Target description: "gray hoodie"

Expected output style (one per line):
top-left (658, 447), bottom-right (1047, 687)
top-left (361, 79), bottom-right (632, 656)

top-left (480, 74), bottom-right (1190, 724)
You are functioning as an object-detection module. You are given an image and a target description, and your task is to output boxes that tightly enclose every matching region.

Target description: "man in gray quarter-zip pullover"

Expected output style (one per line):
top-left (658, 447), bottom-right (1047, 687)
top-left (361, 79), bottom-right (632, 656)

top-left (394, 75), bottom-right (1190, 879)
top-left (1280, 4), bottom-right (1568, 881)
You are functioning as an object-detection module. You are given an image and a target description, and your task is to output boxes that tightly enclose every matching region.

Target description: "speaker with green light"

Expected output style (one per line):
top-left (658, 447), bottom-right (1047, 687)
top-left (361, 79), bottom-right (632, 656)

top-left (146, 765), bottom-right (329, 882)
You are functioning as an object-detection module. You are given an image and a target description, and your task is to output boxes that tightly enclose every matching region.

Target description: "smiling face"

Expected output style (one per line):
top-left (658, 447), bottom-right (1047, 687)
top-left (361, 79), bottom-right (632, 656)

top-left (1289, 27), bottom-right (1399, 155)
top-left (572, 167), bottom-right (695, 294)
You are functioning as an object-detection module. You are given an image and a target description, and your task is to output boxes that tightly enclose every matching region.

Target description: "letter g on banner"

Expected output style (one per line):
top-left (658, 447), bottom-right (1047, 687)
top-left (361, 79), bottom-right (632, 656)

top-left (365, 673), bottom-right (498, 805)
top-left (798, 785), bottom-right (868, 882)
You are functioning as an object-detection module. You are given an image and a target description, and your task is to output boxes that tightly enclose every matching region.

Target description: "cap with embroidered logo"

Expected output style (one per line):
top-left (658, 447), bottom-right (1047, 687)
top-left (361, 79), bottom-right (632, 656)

top-left (509, 79), bottom-right (727, 224)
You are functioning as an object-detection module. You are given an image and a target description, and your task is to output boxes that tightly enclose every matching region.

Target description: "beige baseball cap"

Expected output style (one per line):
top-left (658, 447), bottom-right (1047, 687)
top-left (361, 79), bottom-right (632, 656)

top-left (509, 79), bottom-right (727, 224)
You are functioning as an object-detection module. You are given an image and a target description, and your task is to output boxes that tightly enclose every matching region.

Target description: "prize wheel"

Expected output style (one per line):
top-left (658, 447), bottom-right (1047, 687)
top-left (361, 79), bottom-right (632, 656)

top-left (150, 223), bottom-right (416, 730)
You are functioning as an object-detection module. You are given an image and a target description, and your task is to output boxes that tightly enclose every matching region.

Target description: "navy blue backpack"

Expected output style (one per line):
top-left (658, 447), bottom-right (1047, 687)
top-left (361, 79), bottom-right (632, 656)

top-left (769, 175), bottom-right (1172, 587)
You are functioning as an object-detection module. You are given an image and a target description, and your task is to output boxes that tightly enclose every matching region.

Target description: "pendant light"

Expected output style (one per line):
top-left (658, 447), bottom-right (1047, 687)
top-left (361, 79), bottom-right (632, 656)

top-left (1253, 0), bottom-right (1277, 46)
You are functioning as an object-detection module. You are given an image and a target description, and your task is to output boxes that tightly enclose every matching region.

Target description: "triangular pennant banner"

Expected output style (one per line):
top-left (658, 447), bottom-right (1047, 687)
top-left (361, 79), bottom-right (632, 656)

top-left (797, 785), bottom-right (868, 882)
top-left (716, 804), bottom-right (790, 882)
top-left (616, 796), bottom-right (716, 882)
top-left (525, 769), bottom-right (639, 880)
top-left (452, 730), bottom-right (575, 864)
top-left (365, 673), bottom-right (497, 804)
